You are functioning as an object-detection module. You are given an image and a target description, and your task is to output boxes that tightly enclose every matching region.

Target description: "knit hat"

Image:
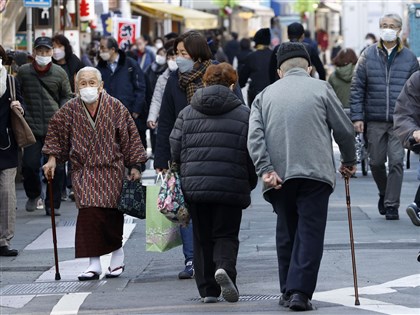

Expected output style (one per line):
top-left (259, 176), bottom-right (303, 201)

top-left (287, 22), bottom-right (305, 39)
top-left (276, 42), bottom-right (311, 68)
top-left (253, 28), bottom-right (271, 46)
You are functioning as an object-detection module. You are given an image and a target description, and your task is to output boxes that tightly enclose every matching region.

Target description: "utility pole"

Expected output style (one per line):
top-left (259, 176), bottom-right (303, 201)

top-left (26, 7), bottom-right (33, 52)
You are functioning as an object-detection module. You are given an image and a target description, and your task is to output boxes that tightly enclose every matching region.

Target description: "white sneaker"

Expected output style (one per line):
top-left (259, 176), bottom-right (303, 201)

top-left (36, 198), bottom-right (44, 210)
top-left (214, 269), bottom-right (239, 302)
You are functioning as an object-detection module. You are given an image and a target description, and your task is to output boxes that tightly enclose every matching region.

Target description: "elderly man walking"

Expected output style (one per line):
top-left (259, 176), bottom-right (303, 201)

top-left (248, 42), bottom-right (356, 311)
top-left (42, 67), bottom-right (147, 281)
top-left (350, 13), bottom-right (419, 220)
top-left (394, 70), bottom-right (420, 226)
top-left (17, 36), bottom-right (72, 216)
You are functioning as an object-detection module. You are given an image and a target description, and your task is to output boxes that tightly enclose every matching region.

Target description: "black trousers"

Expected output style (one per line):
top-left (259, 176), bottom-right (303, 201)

top-left (189, 203), bottom-right (242, 298)
top-left (267, 178), bottom-right (332, 300)
top-left (22, 137), bottom-right (65, 210)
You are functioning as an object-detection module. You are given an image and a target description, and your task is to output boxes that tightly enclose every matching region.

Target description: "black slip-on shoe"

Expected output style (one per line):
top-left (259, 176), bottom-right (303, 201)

top-left (289, 292), bottom-right (315, 311)
top-left (0, 246), bottom-right (18, 256)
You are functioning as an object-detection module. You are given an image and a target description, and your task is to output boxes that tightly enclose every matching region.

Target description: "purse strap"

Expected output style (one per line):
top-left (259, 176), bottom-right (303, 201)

top-left (156, 172), bottom-right (164, 184)
top-left (7, 75), bottom-right (16, 102)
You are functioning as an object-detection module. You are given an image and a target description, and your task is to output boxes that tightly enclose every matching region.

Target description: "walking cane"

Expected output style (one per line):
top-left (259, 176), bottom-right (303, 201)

top-left (343, 174), bottom-right (360, 305)
top-left (47, 170), bottom-right (61, 280)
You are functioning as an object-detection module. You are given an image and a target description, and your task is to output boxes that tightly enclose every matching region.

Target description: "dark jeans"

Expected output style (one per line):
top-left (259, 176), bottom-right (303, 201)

top-left (268, 178), bottom-right (332, 300)
top-left (189, 203), bottom-right (242, 298)
top-left (22, 138), bottom-right (65, 210)
top-left (180, 220), bottom-right (193, 264)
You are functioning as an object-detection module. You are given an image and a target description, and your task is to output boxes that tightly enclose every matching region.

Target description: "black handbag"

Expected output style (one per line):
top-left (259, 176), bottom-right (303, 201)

top-left (118, 179), bottom-right (146, 219)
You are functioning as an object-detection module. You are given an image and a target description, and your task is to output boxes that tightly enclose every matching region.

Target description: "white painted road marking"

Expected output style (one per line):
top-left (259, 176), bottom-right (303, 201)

top-left (50, 292), bottom-right (90, 315)
top-left (0, 217), bottom-right (136, 312)
top-left (314, 274), bottom-right (420, 315)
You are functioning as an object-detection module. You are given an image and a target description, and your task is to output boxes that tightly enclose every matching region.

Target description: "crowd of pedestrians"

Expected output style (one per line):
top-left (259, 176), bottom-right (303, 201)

top-left (1, 11), bottom-right (419, 312)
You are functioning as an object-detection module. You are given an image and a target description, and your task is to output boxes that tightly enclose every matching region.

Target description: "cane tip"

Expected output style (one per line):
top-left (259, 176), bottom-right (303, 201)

top-left (355, 299), bottom-right (360, 306)
top-left (55, 273), bottom-right (61, 281)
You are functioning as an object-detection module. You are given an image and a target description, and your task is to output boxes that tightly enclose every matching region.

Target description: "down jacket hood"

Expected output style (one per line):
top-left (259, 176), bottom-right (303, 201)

top-left (190, 85), bottom-right (242, 115)
top-left (335, 63), bottom-right (355, 83)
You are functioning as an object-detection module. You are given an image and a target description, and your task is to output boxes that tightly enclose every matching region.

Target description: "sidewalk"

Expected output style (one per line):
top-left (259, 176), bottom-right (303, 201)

top-left (1, 156), bottom-right (419, 314)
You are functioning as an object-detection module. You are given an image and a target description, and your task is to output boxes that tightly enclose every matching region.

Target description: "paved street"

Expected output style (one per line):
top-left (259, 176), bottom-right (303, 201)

top-left (1, 147), bottom-right (420, 315)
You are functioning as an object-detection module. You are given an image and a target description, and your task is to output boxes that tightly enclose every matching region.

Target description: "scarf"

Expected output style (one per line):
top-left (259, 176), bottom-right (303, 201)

top-left (0, 66), bottom-right (6, 98)
top-left (178, 60), bottom-right (212, 103)
top-left (32, 60), bottom-right (52, 76)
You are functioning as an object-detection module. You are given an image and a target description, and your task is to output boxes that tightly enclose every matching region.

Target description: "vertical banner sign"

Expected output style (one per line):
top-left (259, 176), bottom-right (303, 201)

top-left (113, 17), bottom-right (141, 51)
top-left (64, 30), bottom-right (80, 58)
top-left (101, 13), bottom-right (112, 36)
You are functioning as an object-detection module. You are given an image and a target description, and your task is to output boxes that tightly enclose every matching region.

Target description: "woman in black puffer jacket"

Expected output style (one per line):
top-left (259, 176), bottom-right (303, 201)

top-left (170, 63), bottom-right (257, 303)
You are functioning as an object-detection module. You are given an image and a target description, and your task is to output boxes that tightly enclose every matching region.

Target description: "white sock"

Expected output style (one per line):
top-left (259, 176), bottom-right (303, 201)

top-left (110, 247), bottom-right (124, 270)
top-left (84, 257), bottom-right (101, 274)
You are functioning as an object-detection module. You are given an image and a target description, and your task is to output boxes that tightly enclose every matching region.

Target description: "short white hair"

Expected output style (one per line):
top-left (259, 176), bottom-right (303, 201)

top-left (379, 13), bottom-right (402, 28)
top-left (280, 57), bottom-right (309, 74)
top-left (75, 67), bottom-right (102, 88)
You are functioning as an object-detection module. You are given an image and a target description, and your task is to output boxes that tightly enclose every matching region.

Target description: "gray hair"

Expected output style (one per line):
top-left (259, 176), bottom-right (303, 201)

top-left (379, 13), bottom-right (402, 28)
top-left (280, 57), bottom-right (309, 74)
top-left (75, 67), bottom-right (102, 88)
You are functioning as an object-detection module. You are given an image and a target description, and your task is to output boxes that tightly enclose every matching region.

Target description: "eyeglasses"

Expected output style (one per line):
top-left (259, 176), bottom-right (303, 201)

top-left (380, 24), bottom-right (399, 30)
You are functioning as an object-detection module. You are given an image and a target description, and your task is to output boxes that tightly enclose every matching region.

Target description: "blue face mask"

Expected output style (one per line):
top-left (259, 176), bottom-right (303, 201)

top-left (176, 57), bottom-right (195, 73)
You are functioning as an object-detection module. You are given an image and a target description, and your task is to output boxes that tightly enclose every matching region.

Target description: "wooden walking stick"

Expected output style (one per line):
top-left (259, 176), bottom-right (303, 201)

top-left (344, 175), bottom-right (360, 305)
top-left (47, 170), bottom-right (61, 280)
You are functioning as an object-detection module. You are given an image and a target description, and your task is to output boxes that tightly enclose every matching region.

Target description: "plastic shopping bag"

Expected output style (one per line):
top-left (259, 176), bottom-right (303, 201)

top-left (145, 176), bottom-right (182, 252)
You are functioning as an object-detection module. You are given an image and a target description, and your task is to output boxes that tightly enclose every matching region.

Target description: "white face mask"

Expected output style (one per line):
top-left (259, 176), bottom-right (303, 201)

top-left (155, 42), bottom-right (163, 50)
top-left (365, 38), bottom-right (374, 46)
top-left (79, 86), bottom-right (99, 104)
top-left (36, 55), bottom-right (52, 66)
top-left (380, 28), bottom-right (398, 42)
top-left (167, 59), bottom-right (178, 71)
top-left (100, 52), bottom-right (111, 61)
top-left (53, 48), bottom-right (65, 61)
top-left (155, 55), bottom-right (166, 65)
top-left (0, 58), bottom-right (3, 70)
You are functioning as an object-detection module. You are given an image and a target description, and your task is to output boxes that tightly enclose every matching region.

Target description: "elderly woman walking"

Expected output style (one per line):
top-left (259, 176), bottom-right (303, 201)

top-left (170, 63), bottom-right (257, 303)
top-left (42, 67), bottom-right (147, 280)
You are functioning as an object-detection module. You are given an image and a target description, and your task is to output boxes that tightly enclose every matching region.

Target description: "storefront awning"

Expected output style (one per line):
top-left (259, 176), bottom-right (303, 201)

top-left (237, 3), bottom-right (275, 17)
top-left (131, 1), bottom-right (218, 30)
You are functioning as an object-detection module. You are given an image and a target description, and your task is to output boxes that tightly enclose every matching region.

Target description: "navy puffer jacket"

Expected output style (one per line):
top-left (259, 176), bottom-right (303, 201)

top-left (350, 41), bottom-right (419, 123)
top-left (169, 85), bottom-right (257, 209)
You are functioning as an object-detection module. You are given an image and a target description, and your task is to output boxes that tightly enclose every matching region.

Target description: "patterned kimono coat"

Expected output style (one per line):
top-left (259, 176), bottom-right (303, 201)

top-left (42, 90), bottom-right (147, 209)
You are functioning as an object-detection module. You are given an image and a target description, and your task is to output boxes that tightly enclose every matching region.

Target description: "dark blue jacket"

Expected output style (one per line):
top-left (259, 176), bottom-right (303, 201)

top-left (97, 50), bottom-right (147, 125)
top-left (350, 40), bottom-right (419, 123)
top-left (154, 62), bottom-right (244, 169)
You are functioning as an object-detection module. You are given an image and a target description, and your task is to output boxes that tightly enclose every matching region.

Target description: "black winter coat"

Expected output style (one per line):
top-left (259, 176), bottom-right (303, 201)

top-left (54, 53), bottom-right (84, 93)
top-left (0, 75), bottom-right (23, 170)
top-left (154, 63), bottom-right (244, 169)
top-left (239, 48), bottom-right (272, 99)
top-left (170, 85), bottom-right (257, 208)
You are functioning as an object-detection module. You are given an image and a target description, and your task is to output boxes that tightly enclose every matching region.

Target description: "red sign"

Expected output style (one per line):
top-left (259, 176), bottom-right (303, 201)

top-left (114, 17), bottom-right (141, 51)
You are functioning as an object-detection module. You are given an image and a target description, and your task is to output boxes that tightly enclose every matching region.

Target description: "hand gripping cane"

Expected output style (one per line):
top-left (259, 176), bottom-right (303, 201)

top-left (343, 174), bottom-right (360, 305)
top-left (47, 170), bottom-right (61, 280)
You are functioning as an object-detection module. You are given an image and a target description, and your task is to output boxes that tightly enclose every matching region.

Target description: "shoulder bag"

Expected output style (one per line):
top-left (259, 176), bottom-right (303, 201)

top-left (8, 75), bottom-right (36, 148)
